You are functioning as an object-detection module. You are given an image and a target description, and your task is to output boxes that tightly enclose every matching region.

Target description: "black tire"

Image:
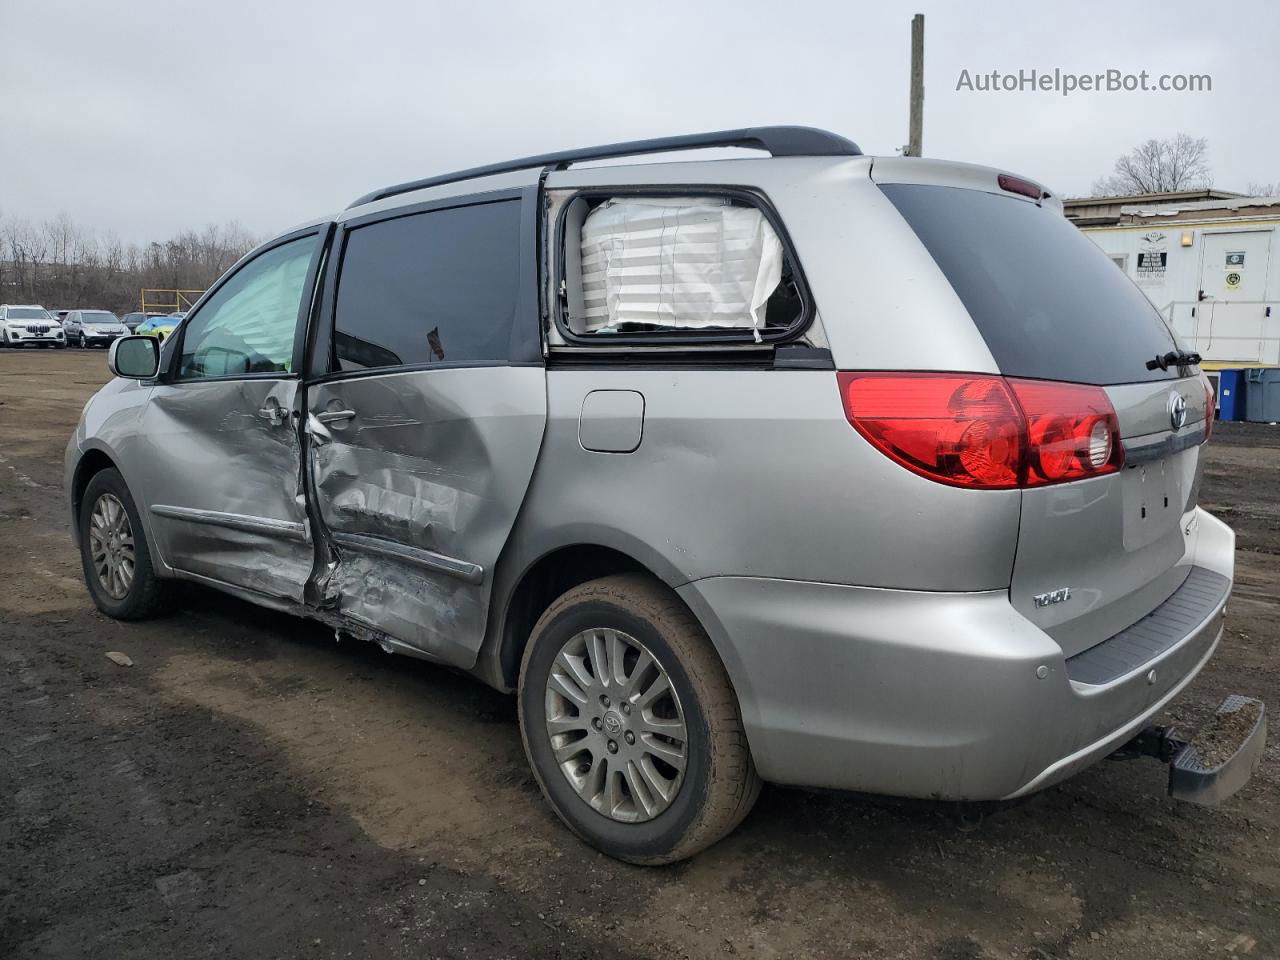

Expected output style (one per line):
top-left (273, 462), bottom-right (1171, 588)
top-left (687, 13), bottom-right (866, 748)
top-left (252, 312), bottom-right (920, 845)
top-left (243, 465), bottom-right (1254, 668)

top-left (78, 468), bottom-right (174, 620)
top-left (518, 573), bottom-right (760, 865)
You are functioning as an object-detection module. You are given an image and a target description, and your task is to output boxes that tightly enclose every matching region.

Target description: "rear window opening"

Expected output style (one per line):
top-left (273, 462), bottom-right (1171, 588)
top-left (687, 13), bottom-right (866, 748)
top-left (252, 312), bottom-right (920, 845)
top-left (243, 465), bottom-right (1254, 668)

top-left (556, 192), bottom-right (808, 344)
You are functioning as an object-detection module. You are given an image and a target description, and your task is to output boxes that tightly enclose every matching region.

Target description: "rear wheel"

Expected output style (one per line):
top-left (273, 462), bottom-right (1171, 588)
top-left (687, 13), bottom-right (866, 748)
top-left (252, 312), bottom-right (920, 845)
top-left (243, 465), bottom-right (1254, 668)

top-left (78, 468), bottom-right (173, 620)
top-left (518, 574), bottom-right (760, 864)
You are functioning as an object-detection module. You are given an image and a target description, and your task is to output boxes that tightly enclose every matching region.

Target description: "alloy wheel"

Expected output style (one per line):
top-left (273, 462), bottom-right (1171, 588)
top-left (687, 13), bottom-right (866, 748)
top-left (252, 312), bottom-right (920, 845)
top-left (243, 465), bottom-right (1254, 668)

top-left (89, 493), bottom-right (135, 600)
top-left (544, 628), bottom-right (688, 823)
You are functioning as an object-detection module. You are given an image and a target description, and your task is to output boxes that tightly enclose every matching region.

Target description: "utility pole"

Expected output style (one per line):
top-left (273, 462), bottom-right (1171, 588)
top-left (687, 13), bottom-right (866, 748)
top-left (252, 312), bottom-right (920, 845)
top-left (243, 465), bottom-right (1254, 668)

top-left (906, 13), bottom-right (924, 157)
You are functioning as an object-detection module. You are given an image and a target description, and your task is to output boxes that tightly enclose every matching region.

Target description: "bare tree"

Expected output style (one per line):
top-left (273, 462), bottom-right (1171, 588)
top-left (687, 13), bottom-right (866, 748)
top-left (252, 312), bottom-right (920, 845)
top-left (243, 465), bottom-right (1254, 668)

top-left (1091, 134), bottom-right (1212, 196)
top-left (1247, 182), bottom-right (1279, 197)
top-left (0, 213), bottom-right (257, 314)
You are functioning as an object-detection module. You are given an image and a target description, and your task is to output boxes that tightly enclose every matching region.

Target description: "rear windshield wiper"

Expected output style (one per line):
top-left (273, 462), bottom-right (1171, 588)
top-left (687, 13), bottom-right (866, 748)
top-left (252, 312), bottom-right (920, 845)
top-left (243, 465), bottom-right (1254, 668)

top-left (1146, 350), bottom-right (1202, 371)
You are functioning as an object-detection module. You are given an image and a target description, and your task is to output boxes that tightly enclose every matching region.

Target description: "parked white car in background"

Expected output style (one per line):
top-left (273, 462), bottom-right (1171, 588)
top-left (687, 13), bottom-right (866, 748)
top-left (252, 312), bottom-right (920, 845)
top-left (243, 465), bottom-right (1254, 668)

top-left (1, 304), bottom-right (65, 348)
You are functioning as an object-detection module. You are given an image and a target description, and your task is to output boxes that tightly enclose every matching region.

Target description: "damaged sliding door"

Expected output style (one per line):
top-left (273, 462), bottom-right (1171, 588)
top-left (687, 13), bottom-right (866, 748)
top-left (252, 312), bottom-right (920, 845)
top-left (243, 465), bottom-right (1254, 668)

top-left (305, 191), bottom-right (546, 667)
top-left (136, 229), bottom-right (328, 603)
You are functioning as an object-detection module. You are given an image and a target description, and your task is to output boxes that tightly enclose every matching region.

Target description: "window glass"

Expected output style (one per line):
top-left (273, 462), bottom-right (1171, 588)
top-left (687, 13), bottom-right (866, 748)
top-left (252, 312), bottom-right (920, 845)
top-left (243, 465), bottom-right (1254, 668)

top-left (881, 184), bottom-right (1180, 385)
top-left (8, 307), bottom-right (51, 319)
top-left (333, 199), bottom-right (521, 370)
top-left (177, 236), bottom-right (316, 379)
top-left (82, 311), bottom-right (118, 324)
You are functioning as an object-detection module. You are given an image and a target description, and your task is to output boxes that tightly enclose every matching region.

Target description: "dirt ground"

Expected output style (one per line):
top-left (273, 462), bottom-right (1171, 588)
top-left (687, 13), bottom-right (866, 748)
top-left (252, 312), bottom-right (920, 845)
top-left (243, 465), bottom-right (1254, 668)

top-left (1, 349), bottom-right (1277, 960)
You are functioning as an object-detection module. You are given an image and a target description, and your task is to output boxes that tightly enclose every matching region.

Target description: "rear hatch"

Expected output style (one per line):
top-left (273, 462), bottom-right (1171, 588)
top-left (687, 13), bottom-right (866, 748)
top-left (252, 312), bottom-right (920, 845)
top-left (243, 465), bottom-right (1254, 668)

top-left (878, 171), bottom-right (1211, 657)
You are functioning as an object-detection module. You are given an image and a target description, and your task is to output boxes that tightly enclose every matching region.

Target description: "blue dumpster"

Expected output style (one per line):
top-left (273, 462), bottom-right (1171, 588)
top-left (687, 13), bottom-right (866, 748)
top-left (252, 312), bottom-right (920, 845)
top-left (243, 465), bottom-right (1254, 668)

top-left (1243, 368), bottom-right (1280, 423)
top-left (1217, 369), bottom-right (1245, 421)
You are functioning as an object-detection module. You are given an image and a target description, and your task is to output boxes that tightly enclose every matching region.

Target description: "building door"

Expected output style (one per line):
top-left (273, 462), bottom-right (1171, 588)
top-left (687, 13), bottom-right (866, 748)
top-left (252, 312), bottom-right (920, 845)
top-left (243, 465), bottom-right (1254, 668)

top-left (1196, 230), bottom-right (1273, 364)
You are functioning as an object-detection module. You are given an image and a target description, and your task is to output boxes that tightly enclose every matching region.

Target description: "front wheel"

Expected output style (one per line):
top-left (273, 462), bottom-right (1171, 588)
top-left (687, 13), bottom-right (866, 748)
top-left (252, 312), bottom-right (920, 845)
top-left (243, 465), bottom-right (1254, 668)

top-left (78, 468), bottom-right (174, 620)
top-left (518, 574), bottom-right (760, 864)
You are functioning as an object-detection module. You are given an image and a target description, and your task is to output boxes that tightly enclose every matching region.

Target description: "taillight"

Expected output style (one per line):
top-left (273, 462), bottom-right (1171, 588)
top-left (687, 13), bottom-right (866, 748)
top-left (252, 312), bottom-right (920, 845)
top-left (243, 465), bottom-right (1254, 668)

top-left (1007, 378), bottom-right (1123, 485)
top-left (837, 372), bottom-right (1124, 490)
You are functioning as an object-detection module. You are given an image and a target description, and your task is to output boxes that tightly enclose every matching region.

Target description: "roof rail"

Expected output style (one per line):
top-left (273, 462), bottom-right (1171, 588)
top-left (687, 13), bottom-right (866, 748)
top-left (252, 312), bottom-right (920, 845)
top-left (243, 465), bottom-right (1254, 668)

top-left (346, 126), bottom-right (862, 208)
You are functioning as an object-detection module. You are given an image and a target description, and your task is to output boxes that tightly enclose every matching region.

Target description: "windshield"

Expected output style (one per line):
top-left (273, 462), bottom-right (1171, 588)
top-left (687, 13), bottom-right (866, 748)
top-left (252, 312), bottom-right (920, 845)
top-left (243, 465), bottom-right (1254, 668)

top-left (881, 184), bottom-right (1182, 385)
top-left (83, 312), bottom-right (119, 325)
top-left (7, 307), bottom-right (52, 320)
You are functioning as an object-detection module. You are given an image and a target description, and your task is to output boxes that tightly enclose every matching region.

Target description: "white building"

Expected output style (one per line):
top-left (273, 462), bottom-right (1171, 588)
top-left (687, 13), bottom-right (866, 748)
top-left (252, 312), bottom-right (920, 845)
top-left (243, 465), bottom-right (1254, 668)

top-left (1065, 190), bottom-right (1280, 368)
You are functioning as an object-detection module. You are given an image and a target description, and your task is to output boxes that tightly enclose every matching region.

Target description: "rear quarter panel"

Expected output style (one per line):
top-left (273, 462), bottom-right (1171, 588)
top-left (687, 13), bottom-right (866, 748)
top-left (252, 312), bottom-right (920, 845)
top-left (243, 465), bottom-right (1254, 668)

top-left (503, 368), bottom-right (1021, 590)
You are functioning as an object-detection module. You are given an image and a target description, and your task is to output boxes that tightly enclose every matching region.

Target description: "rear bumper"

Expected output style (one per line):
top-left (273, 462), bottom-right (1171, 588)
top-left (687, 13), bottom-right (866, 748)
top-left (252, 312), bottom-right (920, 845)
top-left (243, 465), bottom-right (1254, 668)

top-left (677, 507), bottom-right (1235, 801)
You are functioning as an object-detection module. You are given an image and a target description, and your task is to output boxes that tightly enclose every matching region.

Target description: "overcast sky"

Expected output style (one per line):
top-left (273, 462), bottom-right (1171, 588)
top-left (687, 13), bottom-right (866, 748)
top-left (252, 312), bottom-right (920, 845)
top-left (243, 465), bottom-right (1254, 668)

top-left (2, 0), bottom-right (1278, 244)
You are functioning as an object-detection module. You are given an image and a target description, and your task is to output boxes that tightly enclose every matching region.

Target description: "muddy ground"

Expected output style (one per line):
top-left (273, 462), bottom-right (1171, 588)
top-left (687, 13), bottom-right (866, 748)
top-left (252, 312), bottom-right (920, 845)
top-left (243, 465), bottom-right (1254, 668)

top-left (1, 349), bottom-right (1276, 960)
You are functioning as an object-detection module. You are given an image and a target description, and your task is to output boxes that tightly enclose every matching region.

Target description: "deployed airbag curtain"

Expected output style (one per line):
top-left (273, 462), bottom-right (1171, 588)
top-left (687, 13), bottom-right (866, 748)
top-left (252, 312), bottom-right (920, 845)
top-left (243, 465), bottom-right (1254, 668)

top-left (579, 198), bottom-right (784, 335)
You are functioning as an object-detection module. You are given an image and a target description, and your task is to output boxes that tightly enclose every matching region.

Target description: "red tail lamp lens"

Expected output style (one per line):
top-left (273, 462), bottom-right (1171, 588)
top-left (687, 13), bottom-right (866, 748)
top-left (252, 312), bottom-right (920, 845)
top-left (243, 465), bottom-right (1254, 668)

top-left (837, 372), bottom-right (1124, 490)
top-left (1006, 379), bottom-right (1123, 485)
top-left (837, 373), bottom-right (1023, 488)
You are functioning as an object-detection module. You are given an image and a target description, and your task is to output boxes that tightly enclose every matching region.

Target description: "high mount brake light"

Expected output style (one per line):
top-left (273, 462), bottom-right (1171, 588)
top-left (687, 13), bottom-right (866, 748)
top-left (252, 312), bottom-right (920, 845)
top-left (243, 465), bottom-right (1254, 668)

top-left (836, 372), bottom-right (1125, 490)
top-left (997, 174), bottom-right (1043, 200)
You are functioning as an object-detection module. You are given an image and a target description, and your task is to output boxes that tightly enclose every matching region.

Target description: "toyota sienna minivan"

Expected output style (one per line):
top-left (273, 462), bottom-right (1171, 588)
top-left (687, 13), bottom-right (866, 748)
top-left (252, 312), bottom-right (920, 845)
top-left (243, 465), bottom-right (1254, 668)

top-left (66, 127), bottom-right (1265, 864)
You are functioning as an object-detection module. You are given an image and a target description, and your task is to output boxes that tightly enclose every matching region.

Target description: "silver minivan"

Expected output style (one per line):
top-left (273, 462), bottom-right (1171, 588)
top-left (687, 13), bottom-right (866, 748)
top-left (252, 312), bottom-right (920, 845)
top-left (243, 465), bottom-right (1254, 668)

top-left (66, 127), bottom-right (1265, 864)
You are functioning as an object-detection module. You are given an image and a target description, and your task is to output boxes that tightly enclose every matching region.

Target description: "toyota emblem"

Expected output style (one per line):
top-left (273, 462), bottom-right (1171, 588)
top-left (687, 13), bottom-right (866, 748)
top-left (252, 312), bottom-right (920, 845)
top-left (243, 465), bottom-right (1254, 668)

top-left (1169, 392), bottom-right (1187, 430)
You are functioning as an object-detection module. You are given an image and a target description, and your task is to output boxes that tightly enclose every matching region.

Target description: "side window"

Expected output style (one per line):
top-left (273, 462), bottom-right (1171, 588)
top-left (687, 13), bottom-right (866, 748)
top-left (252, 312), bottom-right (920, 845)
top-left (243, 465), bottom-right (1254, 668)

top-left (177, 235), bottom-right (317, 380)
top-left (558, 193), bottom-right (806, 341)
top-left (332, 199), bottom-right (521, 371)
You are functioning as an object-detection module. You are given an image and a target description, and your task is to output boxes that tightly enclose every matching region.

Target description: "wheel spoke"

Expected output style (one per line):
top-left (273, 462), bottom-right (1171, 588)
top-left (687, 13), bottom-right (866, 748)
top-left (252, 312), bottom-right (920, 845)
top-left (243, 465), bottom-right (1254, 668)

top-left (604, 764), bottom-right (626, 818)
top-left (606, 630), bottom-right (628, 686)
top-left (635, 671), bottom-right (671, 710)
top-left (635, 756), bottom-right (675, 804)
top-left (548, 669), bottom-right (588, 706)
top-left (639, 733), bottom-right (686, 772)
top-left (623, 760), bottom-right (658, 818)
top-left (546, 713), bottom-right (589, 736)
top-left (586, 630), bottom-right (610, 688)
top-left (555, 649), bottom-right (596, 694)
top-left (638, 712), bottom-right (684, 736)
top-left (584, 751), bottom-right (608, 804)
top-left (553, 737), bottom-right (591, 766)
top-left (622, 650), bottom-right (654, 698)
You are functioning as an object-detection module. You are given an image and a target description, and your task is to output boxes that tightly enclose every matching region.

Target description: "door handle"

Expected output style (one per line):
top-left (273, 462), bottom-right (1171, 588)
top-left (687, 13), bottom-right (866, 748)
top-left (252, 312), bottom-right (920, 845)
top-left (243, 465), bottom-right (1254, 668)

top-left (315, 408), bottom-right (357, 426)
top-left (307, 412), bottom-right (333, 445)
top-left (257, 400), bottom-right (287, 426)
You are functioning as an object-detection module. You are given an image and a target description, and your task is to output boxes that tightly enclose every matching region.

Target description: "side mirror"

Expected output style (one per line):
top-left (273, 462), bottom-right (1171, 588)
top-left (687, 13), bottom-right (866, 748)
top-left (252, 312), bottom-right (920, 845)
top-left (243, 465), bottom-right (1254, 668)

top-left (108, 335), bottom-right (161, 380)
